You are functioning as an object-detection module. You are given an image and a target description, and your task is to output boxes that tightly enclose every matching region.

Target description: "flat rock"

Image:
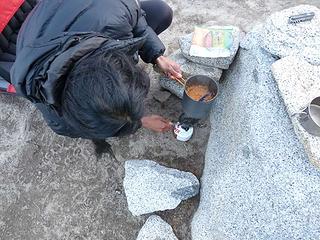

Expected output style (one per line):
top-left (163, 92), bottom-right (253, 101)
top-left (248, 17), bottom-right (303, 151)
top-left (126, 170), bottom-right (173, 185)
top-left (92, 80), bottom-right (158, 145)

top-left (272, 56), bottom-right (320, 168)
top-left (124, 160), bottom-right (199, 216)
top-left (261, 5), bottom-right (320, 65)
top-left (169, 50), bottom-right (223, 81)
top-left (136, 215), bottom-right (178, 240)
top-left (179, 26), bottom-right (241, 69)
top-left (192, 24), bottom-right (320, 240)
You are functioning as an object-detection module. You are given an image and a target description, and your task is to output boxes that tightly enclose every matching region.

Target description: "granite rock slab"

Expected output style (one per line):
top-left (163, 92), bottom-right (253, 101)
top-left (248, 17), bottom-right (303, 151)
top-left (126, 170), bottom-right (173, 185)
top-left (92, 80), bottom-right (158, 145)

top-left (192, 22), bottom-right (320, 240)
top-left (136, 215), bottom-right (178, 240)
top-left (272, 56), bottom-right (320, 168)
top-left (240, 24), bottom-right (264, 51)
top-left (261, 5), bottom-right (320, 65)
top-left (124, 160), bottom-right (199, 216)
top-left (179, 26), bottom-right (241, 69)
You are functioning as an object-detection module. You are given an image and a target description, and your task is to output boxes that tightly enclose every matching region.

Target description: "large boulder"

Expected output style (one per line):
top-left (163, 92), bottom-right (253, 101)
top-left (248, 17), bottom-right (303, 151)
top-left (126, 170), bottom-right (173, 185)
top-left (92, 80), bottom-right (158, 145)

top-left (179, 26), bottom-right (241, 69)
top-left (124, 160), bottom-right (199, 216)
top-left (261, 5), bottom-right (320, 65)
top-left (191, 21), bottom-right (320, 240)
top-left (136, 215), bottom-right (178, 240)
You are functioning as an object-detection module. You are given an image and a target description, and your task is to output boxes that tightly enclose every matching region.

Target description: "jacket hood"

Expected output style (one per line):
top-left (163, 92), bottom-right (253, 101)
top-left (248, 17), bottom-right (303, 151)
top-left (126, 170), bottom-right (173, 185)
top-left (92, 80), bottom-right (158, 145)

top-left (11, 32), bottom-right (146, 107)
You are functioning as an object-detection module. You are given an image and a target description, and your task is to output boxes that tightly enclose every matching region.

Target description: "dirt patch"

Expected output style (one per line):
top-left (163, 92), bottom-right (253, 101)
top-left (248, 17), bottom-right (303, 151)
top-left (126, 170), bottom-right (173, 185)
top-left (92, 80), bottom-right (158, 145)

top-left (105, 70), bottom-right (211, 239)
top-left (0, 67), bottom-right (210, 240)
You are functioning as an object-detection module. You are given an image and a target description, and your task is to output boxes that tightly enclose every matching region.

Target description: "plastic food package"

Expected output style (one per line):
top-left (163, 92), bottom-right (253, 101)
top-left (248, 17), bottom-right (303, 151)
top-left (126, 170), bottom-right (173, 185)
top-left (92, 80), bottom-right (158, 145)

top-left (189, 26), bottom-right (234, 58)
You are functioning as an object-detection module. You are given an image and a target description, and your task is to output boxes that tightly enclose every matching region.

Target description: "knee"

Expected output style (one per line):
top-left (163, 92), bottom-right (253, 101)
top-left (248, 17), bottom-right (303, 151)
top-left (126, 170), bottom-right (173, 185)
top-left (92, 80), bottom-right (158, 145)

top-left (142, 0), bottom-right (174, 34)
top-left (160, 1), bottom-right (173, 29)
top-left (156, 1), bottom-right (173, 33)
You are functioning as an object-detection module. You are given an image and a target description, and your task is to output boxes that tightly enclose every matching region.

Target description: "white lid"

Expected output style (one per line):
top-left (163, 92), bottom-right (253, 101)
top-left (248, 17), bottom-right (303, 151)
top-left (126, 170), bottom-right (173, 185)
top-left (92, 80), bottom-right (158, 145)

top-left (173, 123), bottom-right (194, 142)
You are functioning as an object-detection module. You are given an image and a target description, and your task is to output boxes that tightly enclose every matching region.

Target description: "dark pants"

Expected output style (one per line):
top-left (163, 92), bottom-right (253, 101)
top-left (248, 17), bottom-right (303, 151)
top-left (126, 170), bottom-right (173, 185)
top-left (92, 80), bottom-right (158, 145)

top-left (141, 0), bottom-right (173, 35)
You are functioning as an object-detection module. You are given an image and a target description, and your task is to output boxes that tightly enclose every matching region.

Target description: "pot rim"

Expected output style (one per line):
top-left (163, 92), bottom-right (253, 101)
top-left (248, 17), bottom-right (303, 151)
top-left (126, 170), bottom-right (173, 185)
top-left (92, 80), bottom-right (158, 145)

top-left (184, 75), bottom-right (219, 103)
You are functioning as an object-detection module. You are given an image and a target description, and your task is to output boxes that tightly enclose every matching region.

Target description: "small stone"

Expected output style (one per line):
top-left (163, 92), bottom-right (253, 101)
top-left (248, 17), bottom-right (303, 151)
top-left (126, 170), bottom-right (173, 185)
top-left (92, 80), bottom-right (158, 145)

top-left (261, 5), bottom-right (320, 65)
top-left (179, 26), bottom-right (241, 69)
top-left (152, 90), bottom-right (172, 103)
top-left (115, 188), bottom-right (122, 195)
top-left (124, 160), bottom-right (200, 216)
top-left (159, 76), bottom-right (184, 99)
top-left (136, 215), bottom-right (178, 240)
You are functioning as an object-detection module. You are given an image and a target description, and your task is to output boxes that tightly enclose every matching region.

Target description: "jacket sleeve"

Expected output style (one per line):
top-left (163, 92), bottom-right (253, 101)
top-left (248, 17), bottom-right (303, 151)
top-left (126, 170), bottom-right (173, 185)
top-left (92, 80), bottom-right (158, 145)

top-left (132, 9), bottom-right (165, 64)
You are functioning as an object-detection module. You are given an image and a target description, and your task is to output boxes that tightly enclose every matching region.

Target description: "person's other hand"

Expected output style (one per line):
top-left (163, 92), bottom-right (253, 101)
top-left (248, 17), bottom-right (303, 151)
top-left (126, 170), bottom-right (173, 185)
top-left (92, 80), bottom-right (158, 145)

top-left (141, 115), bottom-right (173, 133)
top-left (155, 56), bottom-right (182, 79)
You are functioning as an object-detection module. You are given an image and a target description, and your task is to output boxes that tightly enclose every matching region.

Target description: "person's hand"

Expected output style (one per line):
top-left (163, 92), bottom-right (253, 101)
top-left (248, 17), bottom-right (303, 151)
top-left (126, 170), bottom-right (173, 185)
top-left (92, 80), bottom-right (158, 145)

top-left (155, 56), bottom-right (182, 79)
top-left (141, 115), bottom-right (173, 133)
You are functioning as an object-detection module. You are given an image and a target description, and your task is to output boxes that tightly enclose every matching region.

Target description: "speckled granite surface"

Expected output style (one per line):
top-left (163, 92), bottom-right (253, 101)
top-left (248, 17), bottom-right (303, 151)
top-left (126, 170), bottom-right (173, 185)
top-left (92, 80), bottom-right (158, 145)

top-left (272, 56), bottom-right (320, 168)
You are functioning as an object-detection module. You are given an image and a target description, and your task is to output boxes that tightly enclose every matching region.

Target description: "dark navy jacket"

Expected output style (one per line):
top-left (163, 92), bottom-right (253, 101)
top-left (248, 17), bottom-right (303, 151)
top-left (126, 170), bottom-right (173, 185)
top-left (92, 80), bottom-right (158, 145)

top-left (11, 0), bottom-right (165, 138)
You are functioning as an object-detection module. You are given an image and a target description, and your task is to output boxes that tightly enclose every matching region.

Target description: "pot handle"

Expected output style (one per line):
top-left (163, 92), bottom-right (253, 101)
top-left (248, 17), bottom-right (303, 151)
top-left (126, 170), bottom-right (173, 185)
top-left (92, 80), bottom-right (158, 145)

top-left (292, 104), bottom-right (309, 117)
top-left (292, 111), bottom-right (309, 122)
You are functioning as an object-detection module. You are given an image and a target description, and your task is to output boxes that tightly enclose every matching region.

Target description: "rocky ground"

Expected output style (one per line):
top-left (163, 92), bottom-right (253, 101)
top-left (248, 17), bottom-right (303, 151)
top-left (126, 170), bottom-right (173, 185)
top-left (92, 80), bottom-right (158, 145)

top-left (0, 85), bottom-right (210, 240)
top-left (1, 0), bottom-right (320, 240)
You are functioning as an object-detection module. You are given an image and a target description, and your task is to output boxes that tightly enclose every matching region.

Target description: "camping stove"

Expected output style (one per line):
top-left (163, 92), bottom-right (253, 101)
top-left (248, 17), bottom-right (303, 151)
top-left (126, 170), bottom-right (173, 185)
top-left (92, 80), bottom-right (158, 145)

top-left (173, 75), bottom-right (219, 142)
top-left (173, 113), bottom-right (199, 142)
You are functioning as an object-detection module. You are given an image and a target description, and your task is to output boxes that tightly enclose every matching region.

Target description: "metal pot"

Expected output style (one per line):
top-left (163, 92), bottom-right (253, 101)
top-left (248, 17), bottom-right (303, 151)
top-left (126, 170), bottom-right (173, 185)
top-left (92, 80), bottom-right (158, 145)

top-left (298, 96), bottom-right (320, 137)
top-left (182, 75), bottom-right (219, 120)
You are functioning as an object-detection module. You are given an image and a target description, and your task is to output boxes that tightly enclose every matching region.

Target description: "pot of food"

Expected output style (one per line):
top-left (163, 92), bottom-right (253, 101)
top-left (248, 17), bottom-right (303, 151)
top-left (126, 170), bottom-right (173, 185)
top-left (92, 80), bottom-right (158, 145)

top-left (182, 75), bottom-right (219, 120)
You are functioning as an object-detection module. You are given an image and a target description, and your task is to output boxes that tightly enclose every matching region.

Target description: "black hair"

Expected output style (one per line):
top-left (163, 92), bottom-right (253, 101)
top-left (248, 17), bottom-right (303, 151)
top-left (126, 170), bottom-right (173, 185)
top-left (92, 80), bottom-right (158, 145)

top-left (61, 51), bottom-right (150, 139)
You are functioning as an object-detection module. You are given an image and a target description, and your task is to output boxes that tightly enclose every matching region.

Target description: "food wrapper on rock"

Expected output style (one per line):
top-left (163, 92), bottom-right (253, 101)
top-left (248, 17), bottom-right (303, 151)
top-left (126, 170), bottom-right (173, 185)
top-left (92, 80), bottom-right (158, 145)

top-left (189, 26), bottom-right (234, 58)
top-left (179, 25), bottom-right (241, 69)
